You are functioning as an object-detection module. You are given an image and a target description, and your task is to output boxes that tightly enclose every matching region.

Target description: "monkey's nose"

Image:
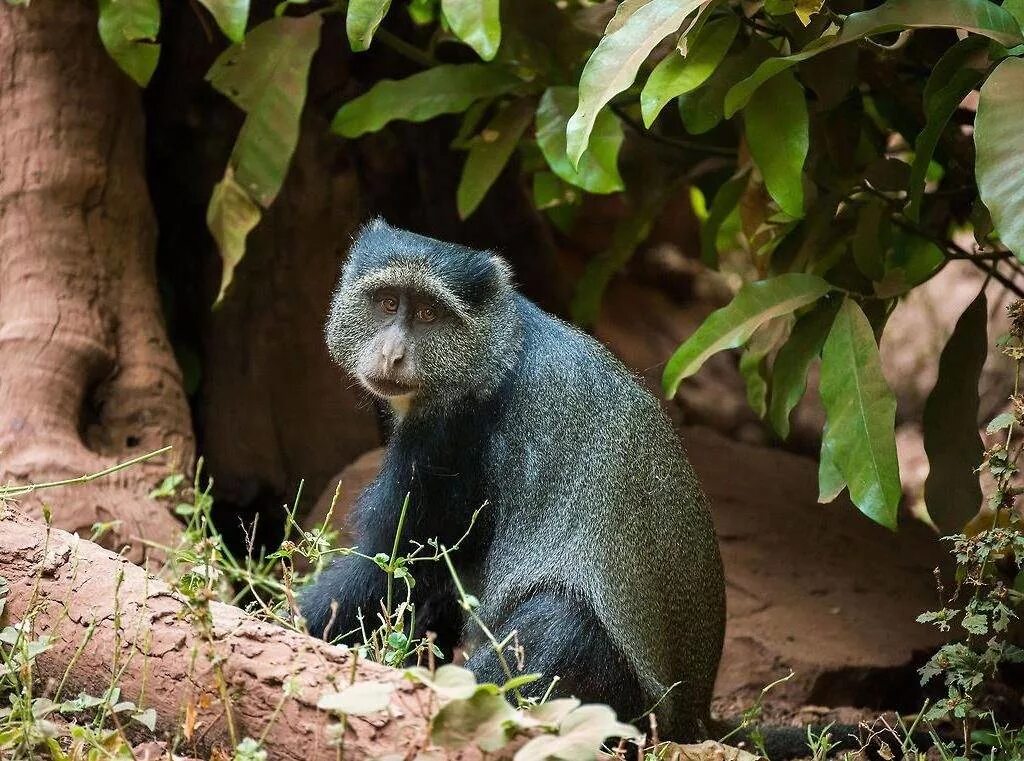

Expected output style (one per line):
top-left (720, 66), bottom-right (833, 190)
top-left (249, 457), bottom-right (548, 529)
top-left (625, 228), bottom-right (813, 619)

top-left (382, 342), bottom-right (405, 370)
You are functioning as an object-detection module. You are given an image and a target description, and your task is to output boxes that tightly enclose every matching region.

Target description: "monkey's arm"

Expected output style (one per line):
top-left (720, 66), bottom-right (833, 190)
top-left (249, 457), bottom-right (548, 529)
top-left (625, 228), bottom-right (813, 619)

top-left (299, 553), bottom-right (389, 642)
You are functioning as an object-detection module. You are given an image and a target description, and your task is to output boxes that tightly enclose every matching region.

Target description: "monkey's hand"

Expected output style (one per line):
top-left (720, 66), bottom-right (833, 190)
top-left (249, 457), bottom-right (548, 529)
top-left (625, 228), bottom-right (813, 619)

top-left (298, 555), bottom-right (388, 642)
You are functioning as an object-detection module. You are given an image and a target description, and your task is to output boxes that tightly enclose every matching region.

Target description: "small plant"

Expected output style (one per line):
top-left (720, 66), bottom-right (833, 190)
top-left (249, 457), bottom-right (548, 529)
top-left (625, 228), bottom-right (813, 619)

top-left (915, 300), bottom-right (1024, 755)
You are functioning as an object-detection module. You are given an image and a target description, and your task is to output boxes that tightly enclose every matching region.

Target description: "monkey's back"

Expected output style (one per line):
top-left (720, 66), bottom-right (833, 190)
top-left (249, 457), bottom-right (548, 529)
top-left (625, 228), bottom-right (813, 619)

top-left (474, 295), bottom-right (726, 739)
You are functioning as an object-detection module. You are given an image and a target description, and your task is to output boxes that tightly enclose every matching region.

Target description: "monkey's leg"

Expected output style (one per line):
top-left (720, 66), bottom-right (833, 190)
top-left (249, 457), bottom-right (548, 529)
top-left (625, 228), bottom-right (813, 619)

top-left (464, 591), bottom-right (647, 721)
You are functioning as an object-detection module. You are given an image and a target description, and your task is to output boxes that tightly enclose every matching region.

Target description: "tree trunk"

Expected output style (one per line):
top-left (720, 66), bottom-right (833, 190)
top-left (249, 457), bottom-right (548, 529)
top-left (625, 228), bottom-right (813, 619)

top-left (0, 510), bottom-right (492, 760)
top-left (0, 0), bottom-right (194, 556)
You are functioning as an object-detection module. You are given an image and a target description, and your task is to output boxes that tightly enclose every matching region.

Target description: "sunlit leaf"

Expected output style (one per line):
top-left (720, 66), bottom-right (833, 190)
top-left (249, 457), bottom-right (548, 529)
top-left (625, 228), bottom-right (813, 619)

top-left (457, 99), bottom-right (535, 219)
top-left (347, 0), bottom-right (392, 51)
top-left (317, 681), bottom-right (395, 715)
top-left (432, 689), bottom-right (518, 752)
top-left (923, 290), bottom-right (987, 533)
top-left (524, 698), bottom-right (581, 727)
top-left (333, 64), bottom-right (521, 138)
top-left (207, 14), bottom-right (321, 206)
top-left (819, 299), bottom-right (900, 529)
top-left (768, 298), bottom-right (840, 440)
top-left (195, 0), bottom-right (249, 42)
top-left (976, 57), bottom-right (1024, 260)
top-left (663, 273), bottom-right (832, 398)
top-left (725, 0), bottom-right (1023, 117)
top-left (514, 705), bottom-right (639, 761)
top-left (744, 69), bottom-right (808, 218)
top-left (640, 14), bottom-right (739, 127)
top-left (536, 87), bottom-right (624, 194)
top-left (97, 0), bottom-right (161, 86)
top-left (442, 0), bottom-right (502, 60)
top-left (405, 665), bottom-right (481, 701)
top-left (206, 171), bottom-right (261, 307)
top-left (566, 0), bottom-right (708, 165)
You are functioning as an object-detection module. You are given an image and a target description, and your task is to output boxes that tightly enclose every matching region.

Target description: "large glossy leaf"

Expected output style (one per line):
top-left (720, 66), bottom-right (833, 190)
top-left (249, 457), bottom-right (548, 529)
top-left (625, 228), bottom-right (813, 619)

top-left (536, 87), bottom-right (624, 194)
top-left (565, 0), bottom-right (708, 166)
top-left (663, 273), bottom-right (832, 398)
top-left (725, 0), bottom-right (1023, 117)
top-left (819, 299), bottom-right (900, 529)
top-left (206, 171), bottom-right (261, 306)
top-left (347, 0), bottom-right (392, 51)
top-left (457, 99), bottom-right (534, 219)
top-left (195, 0), bottom-right (249, 42)
top-left (97, 0), bottom-right (161, 86)
top-left (333, 64), bottom-right (520, 138)
top-left (976, 57), bottom-right (1024, 260)
top-left (744, 70), bottom-right (808, 218)
top-left (768, 298), bottom-right (840, 440)
top-left (207, 14), bottom-right (321, 206)
top-left (906, 66), bottom-right (983, 221)
top-left (923, 291), bottom-right (987, 533)
top-left (431, 690), bottom-right (518, 752)
top-left (640, 14), bottom-right (739, 127)
top-left (442, 0), bottom-right (502, 60)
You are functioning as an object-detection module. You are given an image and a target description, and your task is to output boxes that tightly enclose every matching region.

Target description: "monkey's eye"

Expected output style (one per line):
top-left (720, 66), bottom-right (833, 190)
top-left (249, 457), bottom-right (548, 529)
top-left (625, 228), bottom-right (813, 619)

top-left (378, 295), bottom-right (399, 314)
top-left (415, 306), bottom-right (437, 323)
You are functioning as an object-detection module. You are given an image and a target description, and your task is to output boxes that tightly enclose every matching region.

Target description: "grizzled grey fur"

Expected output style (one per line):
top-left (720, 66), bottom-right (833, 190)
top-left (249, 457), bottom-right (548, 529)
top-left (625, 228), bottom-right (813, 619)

top-left (303, 219), bottom-right (726, 740)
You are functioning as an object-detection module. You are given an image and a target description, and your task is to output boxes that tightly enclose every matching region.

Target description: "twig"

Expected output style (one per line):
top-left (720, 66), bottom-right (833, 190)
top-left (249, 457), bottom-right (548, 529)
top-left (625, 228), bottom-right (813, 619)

top-left (610, 104), bottom-right (737, 157)
top-left (2, 446), bottom-right (173, 498)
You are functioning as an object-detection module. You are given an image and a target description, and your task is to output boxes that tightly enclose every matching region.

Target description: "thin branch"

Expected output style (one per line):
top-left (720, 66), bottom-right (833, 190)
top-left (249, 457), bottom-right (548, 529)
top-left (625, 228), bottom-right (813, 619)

top-left (610, 104), bottom-right (737, 157)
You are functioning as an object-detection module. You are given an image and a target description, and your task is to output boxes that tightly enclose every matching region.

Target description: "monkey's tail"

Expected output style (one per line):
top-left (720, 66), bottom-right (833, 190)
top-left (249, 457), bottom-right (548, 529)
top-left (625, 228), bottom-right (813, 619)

top-left (708, 718), bottom-right (936, 760)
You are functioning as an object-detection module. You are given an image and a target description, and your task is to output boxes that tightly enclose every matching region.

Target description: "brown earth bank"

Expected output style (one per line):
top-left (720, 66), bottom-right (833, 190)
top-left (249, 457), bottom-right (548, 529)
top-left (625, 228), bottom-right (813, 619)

top-left (306, 427), bottom-right (947, 727)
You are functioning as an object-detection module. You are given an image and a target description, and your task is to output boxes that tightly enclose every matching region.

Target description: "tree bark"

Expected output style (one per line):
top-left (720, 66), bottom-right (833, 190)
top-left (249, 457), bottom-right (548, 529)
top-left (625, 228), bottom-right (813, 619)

top-left (0, 509), bottom-right (490, 760)
top-left (0, 0), bottom-right (194, 556)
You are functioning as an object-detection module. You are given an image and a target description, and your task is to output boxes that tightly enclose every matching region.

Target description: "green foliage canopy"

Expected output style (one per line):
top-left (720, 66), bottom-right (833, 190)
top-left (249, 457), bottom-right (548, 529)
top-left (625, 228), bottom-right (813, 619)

top-left (93, 0), bottom-right (1024, 532)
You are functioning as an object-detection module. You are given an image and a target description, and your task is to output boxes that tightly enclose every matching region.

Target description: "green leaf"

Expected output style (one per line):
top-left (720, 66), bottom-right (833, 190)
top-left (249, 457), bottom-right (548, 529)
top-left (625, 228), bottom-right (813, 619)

top-left (852, 202), bottom-right (889, 282)
top-left (769, 298), bottom-right (840, 440)
top-left (640, 14), bottom-right (740, 127)
top-left (515, 705), bottom-right (640, 761)
top-left (332, 64), bottom-right (521, 138)
top-left (819, 299), bottom-right (900, 529)
top-left (725, 0), bottom-right (1023, 117)
top-left (317, 681), bottom-right (395, 715)
top-left (206, 171), bottom-right (262, 306)
top-left (923, 290), bottom-right (986, 533)
top-left (739, 315), bottom-right (794, 418)
top-left (431, 689), bottom-right (518, 752)
top-left (906, 66), bottom-right (983, 221)
top-left (195, 0), bottom-right (249, 42)
top-left (1005, 0), bottom-right (1024, 31)
top-left (663, 273), bottom-right (832, 398)
top-left (536, 87), bottom-right (624, 194)
top-left (97, 0), bottom-right (161, 87)
top-left (987, 411), bottom-right (1015, 434)
top-left (700, 170), bottom-right (748, 266)
top-left (457, 99), bottom-right (534, 219)
top-left (347, 0), bottom-right (392, 52)
top-left (207, 14), bottom-right (321, 206)
top-left (818, 427), bottom-right (846, 502)
top-left (405, 665), bottom-right (480, 701)
top-left (442, 0), bottom-right (502, 60)
top-left (744, 70), bottom-right (808, 218)
top-left (976, 57), bottom-right (1024, 260)
top-left (566, 0), bottom-right (708, 165)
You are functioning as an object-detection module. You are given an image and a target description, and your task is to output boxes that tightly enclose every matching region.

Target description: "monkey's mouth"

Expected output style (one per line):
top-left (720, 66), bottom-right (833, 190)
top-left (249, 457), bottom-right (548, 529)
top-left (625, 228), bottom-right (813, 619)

top-left (361, 375), bottom-right (420, 397)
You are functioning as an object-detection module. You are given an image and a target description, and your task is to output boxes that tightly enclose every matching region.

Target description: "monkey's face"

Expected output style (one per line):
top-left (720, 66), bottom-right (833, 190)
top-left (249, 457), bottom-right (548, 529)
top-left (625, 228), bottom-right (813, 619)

top-left (326, 270), bottom-right (489, 407)
top-left (325, 219), bottom-right (518, 409)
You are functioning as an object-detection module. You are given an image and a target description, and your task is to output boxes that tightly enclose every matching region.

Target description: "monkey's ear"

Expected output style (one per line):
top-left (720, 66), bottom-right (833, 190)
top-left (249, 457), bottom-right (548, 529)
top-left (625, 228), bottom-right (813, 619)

top-left (489, 255), bottom-right (516, 289)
